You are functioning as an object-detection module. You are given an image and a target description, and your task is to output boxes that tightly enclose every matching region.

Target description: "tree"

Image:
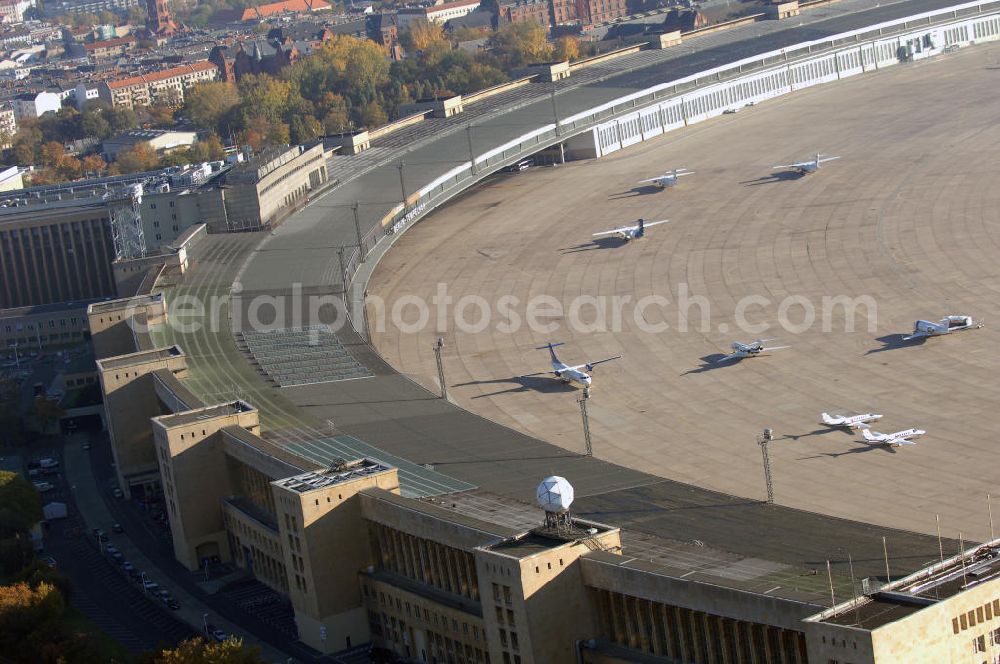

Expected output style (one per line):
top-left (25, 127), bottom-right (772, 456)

top-left (127, 5), bottom-right (148, 25)
top-left (0, 471), bottom-right (42, 537)
top-left (401, 19), bottom-right (447, 52)
top-left (358, 101), bottom-right (387, 128)
top-left (490, 21), bottom-right (553, 68)
top-left (33, 397), bottom-right (65, 432)
top-left (82, 154), bottom-right (107, 176)
top-left (553, 36), bottom-right (580, 62)
top-left (184, 82), bottom-right (240, 132)
top-left (237, 75), bottom-right (292, 125)
top-left (80, 109), bottom-right (111, 140)
top-left (115, 143), bottom-right (160, 173)
top-left (146, 637), bottom-right (266, 663)
top-left (146, 104), bottom-right (176, 127)
top-left (98, 10), bottom-right (118, 25)
top-left (107, 106), bottom-right (139, 134)
top-left (39, 141), bottom-right (65, 168)
top-left (189, 134), bottom-right (226, 162)
top-left (0, 379), bottom-right (24, 448)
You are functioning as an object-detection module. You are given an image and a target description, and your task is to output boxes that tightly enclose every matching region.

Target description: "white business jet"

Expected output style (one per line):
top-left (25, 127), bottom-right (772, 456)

top-left (639, 168), bottom-right (694, 189)
top-left (524, 342), bottom-right (621, 388)
top-left (772, 154), bottom-right (840, 174)
top-left (903, 315), bottom-right (983, 341)
top-left (592, 218), bottom-right (669, 242)
top-left (821, 412), bottom-right (883, 429)
top-left (861, 428), bottom-right (926, 448)
top-left (715, 339), bottom-right (789, 362)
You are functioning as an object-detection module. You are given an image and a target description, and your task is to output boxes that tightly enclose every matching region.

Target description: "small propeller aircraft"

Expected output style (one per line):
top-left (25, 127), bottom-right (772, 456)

top-left (524, 342), bottom-right (621, 388)
top-left (821, 412), bottom-right (884, 429)
top-left (715, 339), bottom-right (789, 363)
top-left (772, 154), bottom-right (840, 174)
top-left (592, 218), bottom-right (669, 242)
top-left (902, 315), bottom-right (984, 341)
top-left (639, 168), bottom-right (695, 189)
top-left (861, 428), bottom-right (926, 448)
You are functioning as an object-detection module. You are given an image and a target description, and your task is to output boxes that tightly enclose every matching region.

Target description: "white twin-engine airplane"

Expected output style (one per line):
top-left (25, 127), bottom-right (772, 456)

top-left (715, 339), bottom-right (789, 362)
top-left (903, 315), bottom-right (984, 341)
top-left (861, 428), bottom-right (926, 448)
top-left (593, 218), bottom-right (669, 242)
top-left (772, 154), bottom-right (840, 174)
top-left (821, 412), bottom-right (884, 429)
top-left (639, 168), bottom-right (695, 188)
top-left (524, 342), bottom-right (622, 388)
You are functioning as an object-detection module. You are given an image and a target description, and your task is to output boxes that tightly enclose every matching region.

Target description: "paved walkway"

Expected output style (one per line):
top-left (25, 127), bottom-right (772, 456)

top-left (63, 436), bottom-right (299, 663)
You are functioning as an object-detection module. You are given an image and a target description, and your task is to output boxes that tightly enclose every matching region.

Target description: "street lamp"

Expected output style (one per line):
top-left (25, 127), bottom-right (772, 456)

top-left (758, 428), bottom-right (774, 504)
top-left (202, 613), bottom-right (209, 637)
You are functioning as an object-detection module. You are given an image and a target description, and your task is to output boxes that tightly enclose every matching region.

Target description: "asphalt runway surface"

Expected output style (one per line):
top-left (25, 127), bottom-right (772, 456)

top-left (370, 41), bottom-right (1000, 542)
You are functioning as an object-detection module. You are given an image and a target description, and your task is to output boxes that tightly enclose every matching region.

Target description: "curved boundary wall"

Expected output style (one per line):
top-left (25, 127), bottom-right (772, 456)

top-left (346, 0), bottom-right (1000, 333)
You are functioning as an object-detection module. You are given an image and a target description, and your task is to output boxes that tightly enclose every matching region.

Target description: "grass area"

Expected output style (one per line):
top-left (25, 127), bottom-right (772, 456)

top-left (63, 606), bottom-right (132, 663)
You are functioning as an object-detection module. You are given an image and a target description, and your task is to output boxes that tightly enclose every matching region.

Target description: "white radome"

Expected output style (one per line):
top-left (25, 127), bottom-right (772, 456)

top-left (536, 476), bottom-right (574, 513)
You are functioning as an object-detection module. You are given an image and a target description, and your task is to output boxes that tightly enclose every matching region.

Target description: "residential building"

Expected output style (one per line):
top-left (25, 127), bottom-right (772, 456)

top-left (97, 61), bottom-right (218, 109)
top-left (11, 90), bottom-right (60, 119)
top-left (0, 0), bottom-right (34, 24)
top-left (237, 0), bottom-right (332, 22)
top-left (84, 36), bottom-right (136, 60)
top-left (45, 0), bottom-right (140, 14)
top-left (497, 0), bottom-right (550, 28)
top-left (397, 0), bottom-right (481, 26)
top-left (0, 165), bottom-right (22, 190)
top-left (0, 104), bottom-right (15, 146)
top-left (0, 299), bottom-right (95, 350)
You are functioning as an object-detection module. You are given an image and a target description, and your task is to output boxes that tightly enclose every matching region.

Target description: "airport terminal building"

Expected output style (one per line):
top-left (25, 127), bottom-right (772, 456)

top-left (81, 0), bottom-right (1000, 661)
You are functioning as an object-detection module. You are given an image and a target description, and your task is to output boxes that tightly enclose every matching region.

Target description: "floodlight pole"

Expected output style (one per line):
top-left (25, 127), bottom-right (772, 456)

top-left (550, 87), bottom-right (561, 137)
top-left (337, 245), bottom-right (347, 302)
top-left (466, 125), bottom-right (477, 175)
top-left (579, 389), bottom-right (593, 457)
top-left (353, 201), bottom-right (365, 261)
top-left (398, 161), bottom-right (407, 210)
top-left (434, 338), bottom-right (447, 400)
top-left (758, 428), bottom-right (774, 504)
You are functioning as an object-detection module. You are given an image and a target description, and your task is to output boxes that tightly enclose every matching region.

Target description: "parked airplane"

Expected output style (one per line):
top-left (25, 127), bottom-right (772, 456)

top-left (772, 154), bottom-right (840, 174)
top-left (593, 218), bottom-right (669, 242)
top-left (861, 428), bottom-right (926, 448)
top-left (821, 412), bottom-right (884, 429)
top-left (639, 168), bottom-right (694, 189)
top-left (903, 315), bottom-right (984, 341)
top-left (715, 339), bottom-right (789, 362)
top-left (524, 342), bottom-right (621, 388)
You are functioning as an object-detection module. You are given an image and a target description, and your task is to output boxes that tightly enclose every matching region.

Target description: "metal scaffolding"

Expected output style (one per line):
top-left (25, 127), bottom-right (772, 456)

top-left (109, 183), bottom-right (147, 260)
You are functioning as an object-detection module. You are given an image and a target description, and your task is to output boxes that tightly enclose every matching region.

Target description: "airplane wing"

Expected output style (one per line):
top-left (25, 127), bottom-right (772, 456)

top-left (902, 331), bottom-right (929, 341)
top-left (566, 355), bottom-right (622, 371)
top-left (676, 170), bottom-right (695, 176)
top-left (638, 177), bottom-right (664, 183)
top-left (893, 438), bottom-right (917, 446)
top-left (818, 156), bottom-right (841, 164)
top-left (760, 345), bottom-right (790, 352)
top-left (593, 226), bottom-right (633, 237)
top-left (714, 353), bottom-right (740, 363)
top-left (772, 162), bottom-right (807, 170)
top-left (520, 370), bottom-right (552, 378)
top-left (642, 220), bottom-right (670, 229)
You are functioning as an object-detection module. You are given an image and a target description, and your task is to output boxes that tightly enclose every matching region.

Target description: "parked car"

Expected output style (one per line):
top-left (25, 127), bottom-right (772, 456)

top-left (40, 556), bottom-right (56, 569)
top-left (211, 629), bottom-right (228, 642)
top-left (166, 599), bottom-right (180, 610)
top-left (111, 488), bottom-right (124, 499)
top-left (122, 562), bottom-right (135, 574)
top-left (504, 158), bottom-right (534, 172)
top-left (112, 523), bottom-right (124, 533)
top-left (82, 442), bottom-right (91, 451)
top-left (105, 544), bottom-right (119, 555)
top-left (110, 552), bottom-right (124, 564)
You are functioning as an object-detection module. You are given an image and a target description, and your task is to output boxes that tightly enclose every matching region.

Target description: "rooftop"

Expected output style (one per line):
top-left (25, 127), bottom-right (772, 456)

top-left (818, 540), bottom-right (1000, 629)
top-left (274, 458), bottom-right (391, 493)
top-left (96, 344), bottom-right (182, 371)
top-left (87, 292), bottom-right (163, 315)
top-left (106, 61), bottom-right (217, 90)
top-left (154, 400), bottom-right (255, 429)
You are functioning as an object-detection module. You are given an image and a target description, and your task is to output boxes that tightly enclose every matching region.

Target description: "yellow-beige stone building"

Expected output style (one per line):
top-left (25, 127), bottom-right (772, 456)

top-left (88, 286), bottom-right (1000, 663)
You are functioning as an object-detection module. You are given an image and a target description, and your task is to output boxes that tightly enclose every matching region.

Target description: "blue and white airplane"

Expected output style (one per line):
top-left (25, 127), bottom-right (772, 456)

top-left (715, 339), bottom-right (789, 362)
top-left (524, 343), bottom-right (621, 388)
top-left (639, 168), bottom-right (694, 189)
top-left (592, 218), bottom-right (669, 242)
top-left (821, 412), bottom-right (883, 429)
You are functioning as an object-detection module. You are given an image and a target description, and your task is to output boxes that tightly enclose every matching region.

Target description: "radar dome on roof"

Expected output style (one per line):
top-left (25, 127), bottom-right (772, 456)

top-left (536, 476), bottom-right (574, 513)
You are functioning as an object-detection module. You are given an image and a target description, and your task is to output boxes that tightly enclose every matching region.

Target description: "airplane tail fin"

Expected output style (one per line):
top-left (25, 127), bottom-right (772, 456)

top-left (536, 342), bottom-right (565, 363)
top-left (821, 412), bottom-right (836, 425)
top-left (862, 429), bottom-right (878, 441)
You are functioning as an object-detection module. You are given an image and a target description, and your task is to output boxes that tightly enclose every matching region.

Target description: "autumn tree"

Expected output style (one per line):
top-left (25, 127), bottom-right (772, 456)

top-left (114, 143), bottom-right (160, 174)
top-left (490, 21), bottom-right (553, 68)
top-left (145, 637), bottom-right (266, 663)
top-left (82, 154), bottom-right (107, 176)
top-left (39, 141), bottom-right (65, 168)
top-left (33, 397), bottom-right (65, 433)
top-left (146, 103), bottom-right (176, 127)
top-left (184, 81), bottom-right (240, 133)
top-left (401, 19), bottom-right (447, 52)
top-left (553, 35), bottom-right (580, 62)
top-left (0, 471), bottom-right (42, 537)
